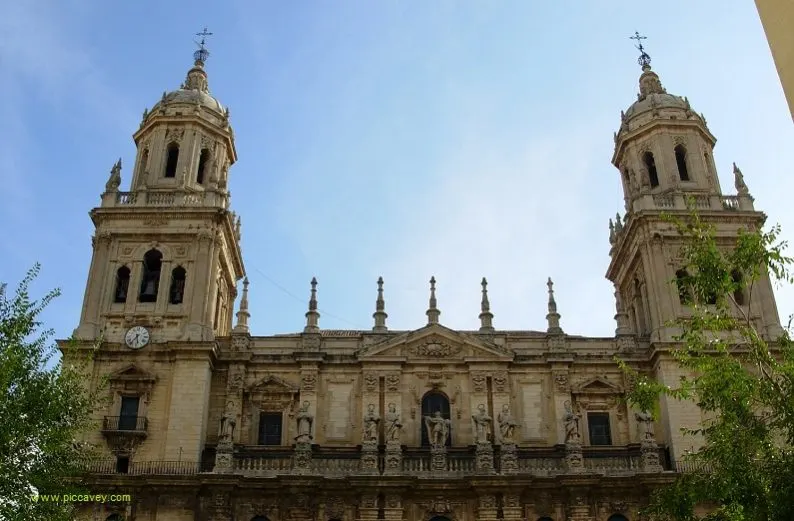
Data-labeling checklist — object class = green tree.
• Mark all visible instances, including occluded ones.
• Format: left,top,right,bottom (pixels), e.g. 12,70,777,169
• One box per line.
0,265,100,521
618,209,794,521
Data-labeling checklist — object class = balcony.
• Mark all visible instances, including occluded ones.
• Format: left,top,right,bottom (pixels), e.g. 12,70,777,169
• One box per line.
226,444,669,477
101,415,148,436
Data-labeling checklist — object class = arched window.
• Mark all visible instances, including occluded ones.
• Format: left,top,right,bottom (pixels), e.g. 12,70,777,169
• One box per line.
197,148,210,184
106,515,124,521
675,144,689,181
421,391,451,447
164,142,179,178
537,517,554,521
608,515,629,521
675,269,691,304
169,266,186,304
251,517,269,521
429,517,453,521
643,151,659,188
114,266,131,303
732,269,745,305
139,249,163,303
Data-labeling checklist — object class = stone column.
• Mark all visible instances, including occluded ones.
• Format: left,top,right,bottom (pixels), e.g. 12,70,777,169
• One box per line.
477,494,498,521
357,493,379,521
186,231,215,340
383,494,404,521
76,232,113,338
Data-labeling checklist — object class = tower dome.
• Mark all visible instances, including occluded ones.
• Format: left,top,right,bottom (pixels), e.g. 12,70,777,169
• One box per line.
150,59,225,115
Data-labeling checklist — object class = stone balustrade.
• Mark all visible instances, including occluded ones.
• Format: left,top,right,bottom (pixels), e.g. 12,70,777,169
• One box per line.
101,190,229,209
83,445,667,478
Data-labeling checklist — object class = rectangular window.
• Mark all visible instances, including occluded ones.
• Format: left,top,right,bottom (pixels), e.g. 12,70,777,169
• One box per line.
119,396,140,430
587,412,612,446
258,412,283,446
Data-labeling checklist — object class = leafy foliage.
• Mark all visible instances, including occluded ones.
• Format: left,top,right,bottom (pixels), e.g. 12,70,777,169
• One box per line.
618,208,794,521
0,265,101,521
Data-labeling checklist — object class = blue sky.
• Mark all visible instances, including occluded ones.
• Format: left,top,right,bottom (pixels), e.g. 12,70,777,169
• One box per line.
1,0,793,341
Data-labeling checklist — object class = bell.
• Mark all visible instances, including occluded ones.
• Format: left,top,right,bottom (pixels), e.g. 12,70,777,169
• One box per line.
141,279,157,298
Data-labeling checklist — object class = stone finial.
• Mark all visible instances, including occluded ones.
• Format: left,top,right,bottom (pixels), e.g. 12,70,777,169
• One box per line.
733,162,750,195
614,212,624,233
304,277,320,333
608,219,616,245
546,277,563,334
105,158,122,192
426,276,440,325
233,277,250,333
372,276,388,332
479,277,495,333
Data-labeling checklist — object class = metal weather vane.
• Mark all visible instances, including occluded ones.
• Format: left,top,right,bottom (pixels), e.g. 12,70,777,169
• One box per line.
194,27,213,64
630,31,651,68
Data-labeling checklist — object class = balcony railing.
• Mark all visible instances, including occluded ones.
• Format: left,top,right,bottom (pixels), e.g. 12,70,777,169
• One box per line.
81,446,673,478
101,415,148,433
105,190,227,209
82,460,199,475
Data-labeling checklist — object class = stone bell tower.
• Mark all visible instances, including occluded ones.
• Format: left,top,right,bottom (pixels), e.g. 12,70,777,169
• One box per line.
605,36,783,460
74,36,245,345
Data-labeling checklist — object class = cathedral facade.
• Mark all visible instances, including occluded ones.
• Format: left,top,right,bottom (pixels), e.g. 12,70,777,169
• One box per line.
65,43,784,521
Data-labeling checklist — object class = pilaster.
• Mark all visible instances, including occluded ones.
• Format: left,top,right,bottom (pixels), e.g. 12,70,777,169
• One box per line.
383,494,404,521
474,441,495,474
356,493,379,521
476,494,498,521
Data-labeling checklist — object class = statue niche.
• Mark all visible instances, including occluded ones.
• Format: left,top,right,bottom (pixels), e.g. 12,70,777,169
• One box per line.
421,391,451,447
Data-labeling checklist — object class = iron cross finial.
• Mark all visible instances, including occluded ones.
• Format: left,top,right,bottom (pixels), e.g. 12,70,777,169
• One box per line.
630,31,651,69
196,27,213,50
193,27,213,64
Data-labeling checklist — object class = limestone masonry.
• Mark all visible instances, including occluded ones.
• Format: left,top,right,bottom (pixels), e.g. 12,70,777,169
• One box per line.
63,42,783,521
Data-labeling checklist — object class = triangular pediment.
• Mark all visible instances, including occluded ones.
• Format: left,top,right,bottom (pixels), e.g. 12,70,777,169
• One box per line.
248,374,299,394
108,364,156,383
573,376,622,394
357,323,513,361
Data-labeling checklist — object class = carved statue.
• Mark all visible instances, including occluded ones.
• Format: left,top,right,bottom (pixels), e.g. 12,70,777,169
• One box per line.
562,400,581,443
219,401,236,442
635,410,655,440
497,404,520,443
423,411,450,447
733,162,749,195
363,403,380,442
105,158,121,192
296,401,314,441
471,404,492,443
385,403,402,441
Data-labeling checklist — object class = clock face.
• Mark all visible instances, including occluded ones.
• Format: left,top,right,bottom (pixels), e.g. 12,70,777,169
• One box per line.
125,326,150,349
